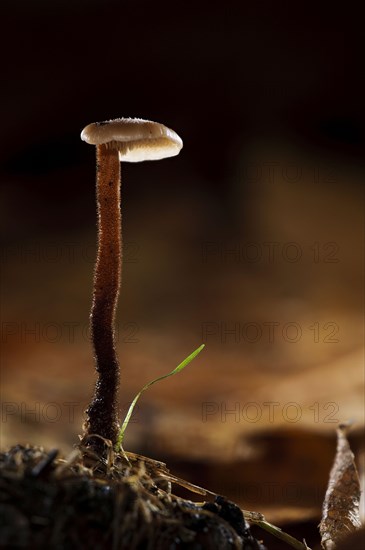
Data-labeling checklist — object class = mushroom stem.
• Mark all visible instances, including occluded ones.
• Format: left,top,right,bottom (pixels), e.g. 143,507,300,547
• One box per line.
84,144,121,446
80,117,183,451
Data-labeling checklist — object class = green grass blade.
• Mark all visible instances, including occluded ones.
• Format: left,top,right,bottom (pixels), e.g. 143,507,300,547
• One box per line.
116,344,205,451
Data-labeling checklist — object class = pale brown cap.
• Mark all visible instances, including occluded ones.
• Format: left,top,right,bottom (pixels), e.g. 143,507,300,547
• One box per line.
81,117,183,162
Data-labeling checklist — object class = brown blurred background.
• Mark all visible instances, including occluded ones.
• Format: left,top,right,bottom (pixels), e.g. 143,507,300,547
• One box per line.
0,0,364,543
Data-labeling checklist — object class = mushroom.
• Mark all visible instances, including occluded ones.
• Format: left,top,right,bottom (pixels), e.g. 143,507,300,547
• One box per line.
80,118,183,449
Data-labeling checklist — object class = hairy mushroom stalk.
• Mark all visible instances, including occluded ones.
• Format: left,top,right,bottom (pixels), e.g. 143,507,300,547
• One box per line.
80,118,183,451
85,144,122,445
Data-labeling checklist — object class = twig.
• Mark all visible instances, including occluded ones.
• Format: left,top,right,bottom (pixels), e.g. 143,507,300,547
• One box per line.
244,512,311,550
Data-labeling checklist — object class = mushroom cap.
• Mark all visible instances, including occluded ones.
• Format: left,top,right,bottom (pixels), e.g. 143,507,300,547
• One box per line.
81,118,183,162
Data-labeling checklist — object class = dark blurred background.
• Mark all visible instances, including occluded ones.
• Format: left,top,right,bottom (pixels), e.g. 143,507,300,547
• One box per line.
1,0,364,538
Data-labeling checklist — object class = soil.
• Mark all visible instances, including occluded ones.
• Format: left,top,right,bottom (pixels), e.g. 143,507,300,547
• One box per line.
0,442,267,550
